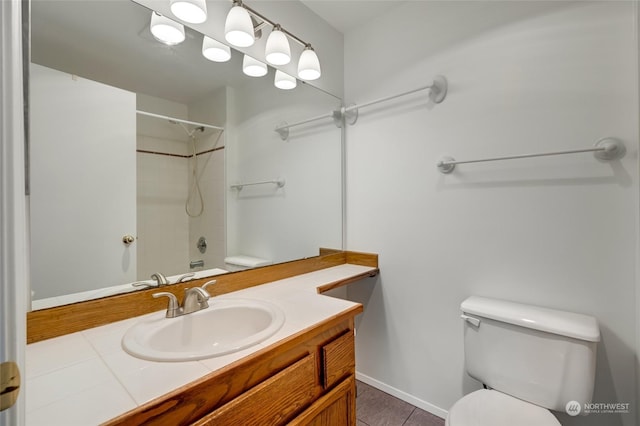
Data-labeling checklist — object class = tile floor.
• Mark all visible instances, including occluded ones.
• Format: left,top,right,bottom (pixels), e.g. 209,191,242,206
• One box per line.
356,380,445,426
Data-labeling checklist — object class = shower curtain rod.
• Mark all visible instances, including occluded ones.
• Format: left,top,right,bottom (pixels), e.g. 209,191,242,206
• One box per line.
274,76,448,141
136,110,224,131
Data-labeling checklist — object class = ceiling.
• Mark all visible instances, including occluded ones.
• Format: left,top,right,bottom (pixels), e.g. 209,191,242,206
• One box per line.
30,0,271,104
300,0,399,34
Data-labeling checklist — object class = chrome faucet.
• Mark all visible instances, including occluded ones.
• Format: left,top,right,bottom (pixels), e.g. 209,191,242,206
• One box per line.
182,287,210,314
151,272,170,286
132,272,171,289
152,292,181,318
153,281,215,318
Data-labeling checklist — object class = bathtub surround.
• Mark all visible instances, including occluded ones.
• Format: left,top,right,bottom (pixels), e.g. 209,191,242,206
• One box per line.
136,92,226,279
345,2,638,425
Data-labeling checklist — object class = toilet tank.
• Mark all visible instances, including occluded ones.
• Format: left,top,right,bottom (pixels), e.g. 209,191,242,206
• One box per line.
460,296,600,411
224,255,272,272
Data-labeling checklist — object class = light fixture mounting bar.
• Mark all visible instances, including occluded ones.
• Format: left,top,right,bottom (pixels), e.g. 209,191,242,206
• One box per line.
237,1,310,48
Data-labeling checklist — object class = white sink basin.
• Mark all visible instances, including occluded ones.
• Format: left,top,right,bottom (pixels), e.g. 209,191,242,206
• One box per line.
122,298,285,361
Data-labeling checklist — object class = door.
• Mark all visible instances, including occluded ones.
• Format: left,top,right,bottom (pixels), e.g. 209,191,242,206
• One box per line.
29,64,137,299
0,0,28,423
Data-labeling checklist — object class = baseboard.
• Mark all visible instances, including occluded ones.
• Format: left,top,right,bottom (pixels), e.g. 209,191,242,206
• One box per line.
355,371,449,420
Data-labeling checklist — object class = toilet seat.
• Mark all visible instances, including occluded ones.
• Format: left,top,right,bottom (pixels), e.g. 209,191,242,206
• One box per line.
445,389,561,426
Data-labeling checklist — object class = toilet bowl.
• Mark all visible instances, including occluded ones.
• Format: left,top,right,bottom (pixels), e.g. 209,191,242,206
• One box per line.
446,296,600,426
446,389,560,426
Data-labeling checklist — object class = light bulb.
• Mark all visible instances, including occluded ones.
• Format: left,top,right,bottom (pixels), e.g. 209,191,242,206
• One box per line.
225,4,255,47
170,0,207,24
297,45,321,80
265,25,291,66
202,36,231,62
274,71,296,90
150,12,185,46
243,55,267,77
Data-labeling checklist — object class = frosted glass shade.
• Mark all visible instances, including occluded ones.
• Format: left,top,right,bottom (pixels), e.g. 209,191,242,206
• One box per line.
225,5,255,47
170,0,207,24
150,12,185,46
274,71,296,90
265,27,291,65
202,36,231,62
297,46,321,80
243,55,267,77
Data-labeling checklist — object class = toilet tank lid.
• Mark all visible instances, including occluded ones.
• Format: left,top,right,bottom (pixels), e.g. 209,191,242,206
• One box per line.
461,296,600,342
224,255,272,267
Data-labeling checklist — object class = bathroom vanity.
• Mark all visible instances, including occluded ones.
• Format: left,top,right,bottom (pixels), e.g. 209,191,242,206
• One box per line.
109,301,358,425
26,251,377,425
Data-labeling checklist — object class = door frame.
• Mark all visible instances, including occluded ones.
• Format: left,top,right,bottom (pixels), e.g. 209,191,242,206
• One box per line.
0,0,28,424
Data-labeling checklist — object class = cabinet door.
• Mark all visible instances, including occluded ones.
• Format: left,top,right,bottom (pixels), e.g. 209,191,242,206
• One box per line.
30,63,137,299
290,375,356,426
193,354,317,426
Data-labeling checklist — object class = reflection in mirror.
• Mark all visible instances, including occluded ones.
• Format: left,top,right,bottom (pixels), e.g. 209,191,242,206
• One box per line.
29,0,343,310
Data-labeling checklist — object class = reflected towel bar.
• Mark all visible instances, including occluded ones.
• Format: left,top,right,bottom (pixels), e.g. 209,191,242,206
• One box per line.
275,76,448,141
437,138,626,174
230,178,286,191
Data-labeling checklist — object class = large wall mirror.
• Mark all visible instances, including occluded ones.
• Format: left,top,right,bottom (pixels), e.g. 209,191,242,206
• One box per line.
29,0,343,310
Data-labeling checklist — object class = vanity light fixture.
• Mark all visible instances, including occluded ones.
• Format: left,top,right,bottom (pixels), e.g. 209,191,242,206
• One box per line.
225,0,322,81
297,45,321,81
202,36,231,62
274,70,296,90
150,11,186,45
225,1,256,47
170,0,207,24
243,55,268,77
265,25,290,65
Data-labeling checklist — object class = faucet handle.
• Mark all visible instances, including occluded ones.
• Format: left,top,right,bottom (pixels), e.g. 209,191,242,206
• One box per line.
183,287,210,311
152,292,180,318
131,280,155,289
176,273,196,283
201,280,217,294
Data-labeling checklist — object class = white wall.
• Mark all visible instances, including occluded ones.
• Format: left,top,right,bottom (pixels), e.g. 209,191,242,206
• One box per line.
227,75,343,264
344,2,638,426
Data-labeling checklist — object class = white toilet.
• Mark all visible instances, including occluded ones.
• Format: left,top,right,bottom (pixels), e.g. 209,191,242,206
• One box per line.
224,255,272,272
446,296,600,426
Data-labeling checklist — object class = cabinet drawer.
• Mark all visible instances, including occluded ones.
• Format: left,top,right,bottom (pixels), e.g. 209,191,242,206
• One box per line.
193,354,317,426
322,331,355,389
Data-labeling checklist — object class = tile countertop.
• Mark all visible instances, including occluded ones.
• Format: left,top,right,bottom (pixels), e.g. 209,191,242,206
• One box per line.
25,264,375,426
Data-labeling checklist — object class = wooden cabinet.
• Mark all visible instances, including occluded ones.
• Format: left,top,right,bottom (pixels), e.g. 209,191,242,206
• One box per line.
194,329,356,426
291,376,356,426
194,355,318,425
105,310,361,426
